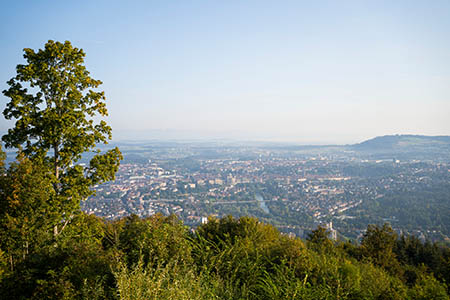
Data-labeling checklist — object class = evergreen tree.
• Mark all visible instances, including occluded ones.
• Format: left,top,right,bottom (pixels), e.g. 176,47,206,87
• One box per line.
361,223,402,275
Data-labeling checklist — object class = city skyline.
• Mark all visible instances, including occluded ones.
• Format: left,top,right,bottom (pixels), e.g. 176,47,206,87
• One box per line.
1,1,449,144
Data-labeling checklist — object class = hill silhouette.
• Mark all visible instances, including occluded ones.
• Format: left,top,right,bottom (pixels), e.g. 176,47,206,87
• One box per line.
352,134,450,151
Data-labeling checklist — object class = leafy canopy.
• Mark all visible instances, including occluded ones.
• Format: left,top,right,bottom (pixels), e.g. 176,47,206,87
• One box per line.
2,40,122,234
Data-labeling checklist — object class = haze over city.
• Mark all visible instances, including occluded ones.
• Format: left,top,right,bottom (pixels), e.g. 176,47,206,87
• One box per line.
1,0,449,144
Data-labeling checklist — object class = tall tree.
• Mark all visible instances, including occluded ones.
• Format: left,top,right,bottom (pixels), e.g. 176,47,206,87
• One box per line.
360,223,402,275
2,40,122,235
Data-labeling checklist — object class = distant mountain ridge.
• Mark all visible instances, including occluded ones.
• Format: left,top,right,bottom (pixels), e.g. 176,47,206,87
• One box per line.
352,134,450,150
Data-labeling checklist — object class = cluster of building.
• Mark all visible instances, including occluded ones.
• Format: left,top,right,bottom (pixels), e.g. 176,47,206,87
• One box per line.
81,147,449,241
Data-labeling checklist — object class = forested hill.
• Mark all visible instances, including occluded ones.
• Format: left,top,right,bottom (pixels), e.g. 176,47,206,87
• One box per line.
352,135,450,151
348,135,450,160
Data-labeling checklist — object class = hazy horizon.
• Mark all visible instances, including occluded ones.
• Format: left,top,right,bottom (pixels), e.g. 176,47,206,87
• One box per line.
110,129,450,145
1,1,449,144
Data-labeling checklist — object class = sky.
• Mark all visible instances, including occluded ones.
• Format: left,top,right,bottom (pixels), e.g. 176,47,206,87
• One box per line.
1,0,449,144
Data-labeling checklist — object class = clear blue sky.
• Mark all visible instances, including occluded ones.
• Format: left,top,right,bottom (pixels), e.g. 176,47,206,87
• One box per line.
1,0,449,144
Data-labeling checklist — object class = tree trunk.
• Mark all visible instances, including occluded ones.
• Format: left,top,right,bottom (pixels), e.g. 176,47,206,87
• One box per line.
9,254,13,272
54,145,59,180
53,144,59,236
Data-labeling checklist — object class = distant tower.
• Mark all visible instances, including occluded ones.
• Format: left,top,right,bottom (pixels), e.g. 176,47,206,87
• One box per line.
326,221,338,240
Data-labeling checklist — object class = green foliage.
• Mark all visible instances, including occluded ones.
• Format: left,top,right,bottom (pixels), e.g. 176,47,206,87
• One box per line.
193,216,300,299
306,225,334,253
3,40,108,157
193,217,435,299
360,223,402,275
0,155,55,270
357,262,408,299
0,212,449,299
2,40,122,235
0,213,115,300
0,248,7,280
395,235,450,286
408,273,449,300
114,260,217,300
118,214,192,268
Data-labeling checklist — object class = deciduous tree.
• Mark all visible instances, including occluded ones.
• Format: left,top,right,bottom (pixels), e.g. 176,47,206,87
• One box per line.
2,40,122,236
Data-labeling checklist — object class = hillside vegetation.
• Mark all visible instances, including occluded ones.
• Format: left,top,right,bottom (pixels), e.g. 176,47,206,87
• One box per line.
1,211,449,299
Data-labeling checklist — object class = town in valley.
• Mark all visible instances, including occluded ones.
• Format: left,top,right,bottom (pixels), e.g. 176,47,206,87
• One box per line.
82,135,450,243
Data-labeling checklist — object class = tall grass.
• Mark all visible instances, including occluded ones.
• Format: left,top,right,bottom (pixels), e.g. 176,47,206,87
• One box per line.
114,259,218,300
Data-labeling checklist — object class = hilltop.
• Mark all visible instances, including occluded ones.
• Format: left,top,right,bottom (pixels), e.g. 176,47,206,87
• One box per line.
347,135,450,160
352,134,450,150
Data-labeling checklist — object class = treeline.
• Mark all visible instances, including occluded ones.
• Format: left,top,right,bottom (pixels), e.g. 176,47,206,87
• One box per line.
1,212,449,299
